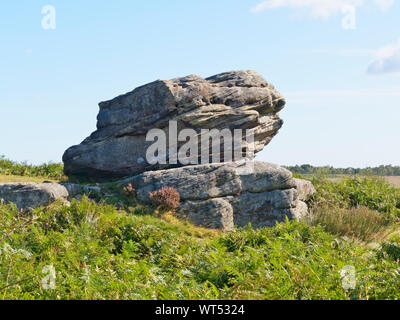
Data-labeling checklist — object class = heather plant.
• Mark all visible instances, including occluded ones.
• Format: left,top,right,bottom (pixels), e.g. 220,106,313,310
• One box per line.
149,187,180,211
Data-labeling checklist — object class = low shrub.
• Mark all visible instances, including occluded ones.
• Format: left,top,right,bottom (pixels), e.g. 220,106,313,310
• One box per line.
377,236,400,262
123,183,136,198
149,186,180,211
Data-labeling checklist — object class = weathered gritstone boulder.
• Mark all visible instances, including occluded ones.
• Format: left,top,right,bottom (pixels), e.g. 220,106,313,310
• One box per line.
121,161,315,231
6,70,315,229
292,178,316,202
63,70,286,179
0,162,315,230
0,183,82,211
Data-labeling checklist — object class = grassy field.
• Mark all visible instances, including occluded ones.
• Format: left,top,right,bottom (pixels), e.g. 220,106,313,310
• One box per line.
1,196,400,300
0,174,59,183
327,175,400,188
2,159,400,299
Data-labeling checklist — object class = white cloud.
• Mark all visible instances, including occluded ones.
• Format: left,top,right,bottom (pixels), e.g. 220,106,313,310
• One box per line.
367,39,400,74
250,0,394,18
373,0,395,11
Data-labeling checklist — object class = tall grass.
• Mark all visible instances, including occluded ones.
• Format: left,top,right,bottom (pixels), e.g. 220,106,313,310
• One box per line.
310,176,400,219
308,206,390,242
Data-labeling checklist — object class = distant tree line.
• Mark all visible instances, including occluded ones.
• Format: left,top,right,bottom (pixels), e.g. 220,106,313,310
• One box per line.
0,155,64,179
285,164,400,176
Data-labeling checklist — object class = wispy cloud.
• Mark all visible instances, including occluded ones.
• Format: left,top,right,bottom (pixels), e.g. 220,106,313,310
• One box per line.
373,0,395,11
367,38,400,74
250,0,394,18
294,43,400,75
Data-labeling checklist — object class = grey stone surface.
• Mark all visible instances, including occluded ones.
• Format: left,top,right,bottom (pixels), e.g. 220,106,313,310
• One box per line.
0,183,84,211
63,70,286,179
121,160,315,231
179,198,234,232
292,178,316,201
61,183,83,199
0,183,70,210
122,161,293,202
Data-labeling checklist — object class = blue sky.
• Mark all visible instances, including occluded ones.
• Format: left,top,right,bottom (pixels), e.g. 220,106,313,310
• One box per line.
1,0,399,167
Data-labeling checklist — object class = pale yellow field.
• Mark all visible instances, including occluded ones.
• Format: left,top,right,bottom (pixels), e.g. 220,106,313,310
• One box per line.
0,174,58,183
384,176,400,188
328,176,400,188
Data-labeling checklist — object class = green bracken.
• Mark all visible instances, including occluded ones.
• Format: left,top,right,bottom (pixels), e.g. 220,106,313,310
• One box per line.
0,197,399,300
1,158,400,300
309,176,400,219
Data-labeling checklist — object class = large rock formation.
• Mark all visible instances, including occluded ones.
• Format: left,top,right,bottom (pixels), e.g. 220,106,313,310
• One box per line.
63,71,286,179
0,70,316,231
121,161,315,231
0,161,315,231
